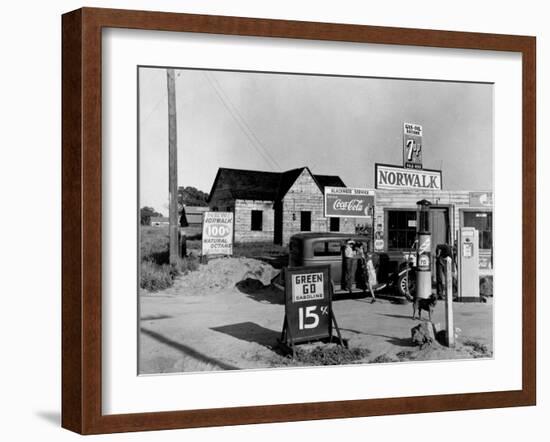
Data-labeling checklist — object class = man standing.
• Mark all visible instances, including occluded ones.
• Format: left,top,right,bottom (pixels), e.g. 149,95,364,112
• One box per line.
436,243,452,299
342,239,358,295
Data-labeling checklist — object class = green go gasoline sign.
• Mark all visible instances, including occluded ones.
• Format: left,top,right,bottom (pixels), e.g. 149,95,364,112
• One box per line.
279,265,345,351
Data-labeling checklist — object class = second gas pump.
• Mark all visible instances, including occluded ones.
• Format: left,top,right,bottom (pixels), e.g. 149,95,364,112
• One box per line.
416,199,432,299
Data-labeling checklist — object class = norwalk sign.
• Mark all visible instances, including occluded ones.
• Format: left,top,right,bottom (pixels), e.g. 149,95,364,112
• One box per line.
375,164,442,190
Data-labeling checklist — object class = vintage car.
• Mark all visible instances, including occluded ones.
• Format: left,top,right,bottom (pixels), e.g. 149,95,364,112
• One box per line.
287,232,414,297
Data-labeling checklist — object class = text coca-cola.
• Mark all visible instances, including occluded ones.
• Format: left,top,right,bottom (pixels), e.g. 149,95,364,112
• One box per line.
333,198,364,212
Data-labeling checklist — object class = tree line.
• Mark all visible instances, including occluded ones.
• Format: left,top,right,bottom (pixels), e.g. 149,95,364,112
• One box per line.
140,186,209,225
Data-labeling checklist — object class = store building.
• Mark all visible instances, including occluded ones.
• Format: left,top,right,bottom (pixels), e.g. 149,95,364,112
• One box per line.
208,167,356,245
373,188,493,278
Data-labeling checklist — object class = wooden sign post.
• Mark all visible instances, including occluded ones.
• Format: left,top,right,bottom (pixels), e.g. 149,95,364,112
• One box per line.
445,257,455,348
279,265,346,355
167,68,179,265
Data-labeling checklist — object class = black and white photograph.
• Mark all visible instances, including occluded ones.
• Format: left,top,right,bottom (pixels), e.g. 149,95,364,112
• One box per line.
138,66,494,374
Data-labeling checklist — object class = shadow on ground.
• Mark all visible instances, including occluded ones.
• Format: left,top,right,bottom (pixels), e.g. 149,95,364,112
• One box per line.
235,279,284,305
140,327,238,370
378,312,415,320
366,332,417,347
141,314,172,321
211,321,281,350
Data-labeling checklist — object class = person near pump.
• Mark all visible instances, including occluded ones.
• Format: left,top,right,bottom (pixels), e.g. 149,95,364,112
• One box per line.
341,239,358,294
436,243,453,299
355,242,377,303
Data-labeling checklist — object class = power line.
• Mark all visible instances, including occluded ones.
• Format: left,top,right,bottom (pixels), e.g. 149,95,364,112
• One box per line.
139,94,166,126
203,72,281,171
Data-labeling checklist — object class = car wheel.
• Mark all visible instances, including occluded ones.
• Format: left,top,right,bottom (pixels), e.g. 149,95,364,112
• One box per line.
396,271,415,298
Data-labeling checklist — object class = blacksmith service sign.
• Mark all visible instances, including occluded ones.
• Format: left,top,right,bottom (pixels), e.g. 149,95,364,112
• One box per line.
324,187,375,218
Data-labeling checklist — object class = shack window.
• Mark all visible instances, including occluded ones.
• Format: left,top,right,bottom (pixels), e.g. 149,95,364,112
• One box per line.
251,210,263,231
300,211,311,231
463,211,493,249
387,210,416,250
329,217,340,232
313,241,342,257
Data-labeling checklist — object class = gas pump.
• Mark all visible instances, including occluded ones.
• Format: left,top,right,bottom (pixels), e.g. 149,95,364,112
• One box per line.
458,227,480,301
416,199,432,299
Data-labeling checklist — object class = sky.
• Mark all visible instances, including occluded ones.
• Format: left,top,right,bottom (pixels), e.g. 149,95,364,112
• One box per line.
139,67,493,215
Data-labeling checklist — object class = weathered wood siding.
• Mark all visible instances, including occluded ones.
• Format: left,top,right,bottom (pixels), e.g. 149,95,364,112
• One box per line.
281,169,354,245
234,199,274,243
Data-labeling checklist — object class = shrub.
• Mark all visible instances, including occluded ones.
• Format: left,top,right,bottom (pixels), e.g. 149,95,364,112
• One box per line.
370,353,399,364
463,340,491,357
140,252,201,292
140,260,174,292
291,346,370,366
174,254,200,274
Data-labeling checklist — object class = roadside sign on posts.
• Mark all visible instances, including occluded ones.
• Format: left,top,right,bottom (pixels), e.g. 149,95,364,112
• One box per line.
201,211,234,256
403,122,423,170
280,265,345,350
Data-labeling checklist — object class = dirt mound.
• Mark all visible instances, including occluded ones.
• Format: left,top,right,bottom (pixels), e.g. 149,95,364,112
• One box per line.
172,257,278,295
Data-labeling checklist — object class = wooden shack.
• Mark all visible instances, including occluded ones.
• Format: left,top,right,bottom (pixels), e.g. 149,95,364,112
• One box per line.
208,167,356,245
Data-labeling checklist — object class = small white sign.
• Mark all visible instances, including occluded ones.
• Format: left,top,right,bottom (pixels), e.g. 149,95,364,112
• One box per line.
201,211,234,256
404,122,423,136
292,272,324,302
374,239,385,251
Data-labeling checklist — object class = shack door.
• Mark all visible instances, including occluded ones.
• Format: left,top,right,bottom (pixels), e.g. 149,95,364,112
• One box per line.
429,207,450,282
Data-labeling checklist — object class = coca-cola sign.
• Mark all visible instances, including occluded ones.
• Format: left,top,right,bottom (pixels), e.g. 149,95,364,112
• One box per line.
324,187,375,218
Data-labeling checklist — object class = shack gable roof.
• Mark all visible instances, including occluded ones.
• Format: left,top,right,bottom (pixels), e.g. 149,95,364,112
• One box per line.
208,168,281,202
314,174,347,192
208,167,346,203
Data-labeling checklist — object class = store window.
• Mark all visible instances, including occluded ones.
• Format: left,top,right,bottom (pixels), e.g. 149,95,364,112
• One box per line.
300,211,311,231
251,210,263,231
329,217,340,232
386,210,416,250
463,211,493,249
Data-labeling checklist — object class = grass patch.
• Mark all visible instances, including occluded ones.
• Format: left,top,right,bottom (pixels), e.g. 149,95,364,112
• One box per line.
463,340,488,353
292,346,370,366
462,340,492,358
140,226,200,292
395,350,416,361
269,345,370,367
370,353,399,364
291,346,370,366
140,256,200,292
140,260,175,292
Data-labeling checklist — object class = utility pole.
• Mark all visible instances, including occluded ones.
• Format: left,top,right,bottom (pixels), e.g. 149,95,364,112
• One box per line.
167,68,179,265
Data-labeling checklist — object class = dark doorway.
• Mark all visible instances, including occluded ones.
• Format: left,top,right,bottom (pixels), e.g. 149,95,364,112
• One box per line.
430,207,450,282
300,211,311,231
329,217,340,232
274,202,283,244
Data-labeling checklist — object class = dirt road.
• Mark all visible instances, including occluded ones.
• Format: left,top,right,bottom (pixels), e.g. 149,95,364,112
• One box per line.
139,257,493,374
